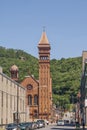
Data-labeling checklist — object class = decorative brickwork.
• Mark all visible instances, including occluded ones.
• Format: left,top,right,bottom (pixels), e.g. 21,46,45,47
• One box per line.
21,31,52,121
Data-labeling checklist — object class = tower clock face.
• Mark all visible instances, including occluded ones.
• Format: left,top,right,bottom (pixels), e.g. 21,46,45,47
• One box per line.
27,84,33,90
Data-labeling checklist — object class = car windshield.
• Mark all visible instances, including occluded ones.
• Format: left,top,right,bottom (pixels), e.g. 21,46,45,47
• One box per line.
58,120,64,122
7,124,17,127
37,120,44,122
19,123,27,126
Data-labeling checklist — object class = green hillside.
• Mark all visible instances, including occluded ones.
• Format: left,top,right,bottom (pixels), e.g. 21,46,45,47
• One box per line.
51,57,82,109
0,46,82,109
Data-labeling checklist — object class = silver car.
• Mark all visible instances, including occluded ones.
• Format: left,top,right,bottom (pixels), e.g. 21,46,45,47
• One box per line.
57,120,64,126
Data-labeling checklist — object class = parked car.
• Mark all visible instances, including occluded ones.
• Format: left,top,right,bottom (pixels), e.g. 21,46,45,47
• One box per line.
35,121,44,128
26,122,36,130
64,120,70,126
19,122,30,130
5,123,20,130
34,121,40,129
29,122,37,129
57,119,64,126
36,119,45,128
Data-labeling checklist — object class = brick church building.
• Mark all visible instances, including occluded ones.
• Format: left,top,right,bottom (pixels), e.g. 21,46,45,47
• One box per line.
11,31,53,121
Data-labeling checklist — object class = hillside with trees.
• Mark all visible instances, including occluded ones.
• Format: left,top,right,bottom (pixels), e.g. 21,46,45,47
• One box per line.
51,57,82,109
0,46,82,109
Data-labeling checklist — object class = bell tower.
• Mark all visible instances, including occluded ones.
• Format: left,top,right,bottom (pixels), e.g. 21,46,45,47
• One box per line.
10,64,19,82
38,30,52,120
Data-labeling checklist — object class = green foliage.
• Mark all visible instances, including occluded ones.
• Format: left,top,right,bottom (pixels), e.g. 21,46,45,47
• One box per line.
0,47,38,81
50,57,82,109
0,46,82,109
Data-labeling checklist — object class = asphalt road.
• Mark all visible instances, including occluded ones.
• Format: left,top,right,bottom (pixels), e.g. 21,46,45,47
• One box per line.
39,124,77,130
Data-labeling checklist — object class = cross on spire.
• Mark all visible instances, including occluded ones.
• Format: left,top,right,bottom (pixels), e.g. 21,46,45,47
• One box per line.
43,26,46,32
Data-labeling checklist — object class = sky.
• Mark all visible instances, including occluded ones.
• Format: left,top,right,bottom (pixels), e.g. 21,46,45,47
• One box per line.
0,0,87,60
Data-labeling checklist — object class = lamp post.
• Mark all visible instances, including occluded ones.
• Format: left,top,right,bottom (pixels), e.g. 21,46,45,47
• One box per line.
44,107,49,120
77,92,81,124
17,85,19,130
44,108,47,119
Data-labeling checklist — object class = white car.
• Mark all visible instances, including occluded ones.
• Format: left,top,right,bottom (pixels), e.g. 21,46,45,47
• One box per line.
57,120,64,126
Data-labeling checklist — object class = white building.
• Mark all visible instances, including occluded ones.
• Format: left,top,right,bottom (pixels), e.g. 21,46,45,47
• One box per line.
0,67,28,125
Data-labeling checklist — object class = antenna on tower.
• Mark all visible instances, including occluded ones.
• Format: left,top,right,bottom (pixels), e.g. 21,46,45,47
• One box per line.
43,26,46,32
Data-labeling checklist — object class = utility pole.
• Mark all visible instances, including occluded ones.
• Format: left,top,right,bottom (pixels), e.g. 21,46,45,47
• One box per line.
17,85,19,130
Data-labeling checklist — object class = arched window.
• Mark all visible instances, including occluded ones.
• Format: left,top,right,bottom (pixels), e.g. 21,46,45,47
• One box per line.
34,95,38,105
28,95,32,105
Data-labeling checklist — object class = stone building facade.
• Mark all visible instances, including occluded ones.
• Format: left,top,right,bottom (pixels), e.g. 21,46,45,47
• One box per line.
0,66,27,125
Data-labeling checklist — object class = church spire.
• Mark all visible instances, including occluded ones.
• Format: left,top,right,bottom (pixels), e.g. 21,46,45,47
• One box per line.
39,29,49,44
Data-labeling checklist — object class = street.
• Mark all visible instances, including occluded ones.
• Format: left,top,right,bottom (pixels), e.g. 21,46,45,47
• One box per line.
39,124,76,130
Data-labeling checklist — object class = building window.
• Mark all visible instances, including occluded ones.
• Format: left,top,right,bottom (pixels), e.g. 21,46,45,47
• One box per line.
27,84,33,90
2,92,3,107
6,118,8,124
2,76,3,81
11,71,17,78
20,99,22,110
6,94,8,108
1,118,3,124
10,81,12,86
6,79,8,84
14,96,15,110
10,95,12,108
40,56,48,60
28,95,32,105
34,95,38,105
23,100,24,111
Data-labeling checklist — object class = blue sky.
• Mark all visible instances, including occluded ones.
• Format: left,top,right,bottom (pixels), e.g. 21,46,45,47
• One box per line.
0,0,87,59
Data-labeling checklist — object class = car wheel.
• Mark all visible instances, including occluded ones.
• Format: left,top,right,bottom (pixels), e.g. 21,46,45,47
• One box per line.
26,127,29,130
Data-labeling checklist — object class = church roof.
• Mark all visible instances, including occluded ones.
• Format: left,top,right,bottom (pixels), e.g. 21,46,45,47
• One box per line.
39,31,49,44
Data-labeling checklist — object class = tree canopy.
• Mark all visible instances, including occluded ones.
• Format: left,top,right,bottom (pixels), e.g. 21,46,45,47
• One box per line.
0,46,82,109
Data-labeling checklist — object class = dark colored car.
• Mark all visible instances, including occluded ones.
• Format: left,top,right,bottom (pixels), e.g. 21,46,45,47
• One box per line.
22,122,36,130
19,122,29,130
5,123,20,130
35,121,42,128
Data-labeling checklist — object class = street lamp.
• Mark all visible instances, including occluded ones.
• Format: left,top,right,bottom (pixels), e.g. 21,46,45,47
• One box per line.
17,85,19,122
44,108,47,119
16,84,19,130
13,85,19,130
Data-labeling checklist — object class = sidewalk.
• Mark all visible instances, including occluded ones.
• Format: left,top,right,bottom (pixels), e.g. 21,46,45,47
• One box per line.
76,125,87,130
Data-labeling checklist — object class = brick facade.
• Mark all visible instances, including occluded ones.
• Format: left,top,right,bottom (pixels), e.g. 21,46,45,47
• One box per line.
21,31,52,121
